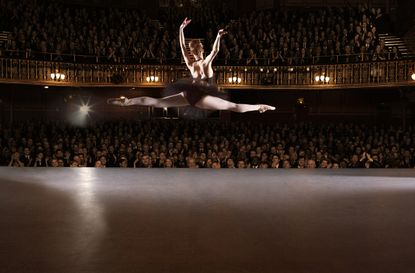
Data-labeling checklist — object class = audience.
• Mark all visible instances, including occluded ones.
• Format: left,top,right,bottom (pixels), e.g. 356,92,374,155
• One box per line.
0,0,393,64
1,120,414,168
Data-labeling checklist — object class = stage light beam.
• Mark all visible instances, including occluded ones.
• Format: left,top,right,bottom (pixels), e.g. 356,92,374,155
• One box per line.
80,105,91,114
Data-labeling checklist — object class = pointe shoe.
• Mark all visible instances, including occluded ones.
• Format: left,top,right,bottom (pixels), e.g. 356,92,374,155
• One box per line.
258,105,276,113
107,97,129,106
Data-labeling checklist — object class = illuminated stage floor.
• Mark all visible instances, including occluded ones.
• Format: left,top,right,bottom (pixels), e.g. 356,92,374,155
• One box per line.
1,168,415,273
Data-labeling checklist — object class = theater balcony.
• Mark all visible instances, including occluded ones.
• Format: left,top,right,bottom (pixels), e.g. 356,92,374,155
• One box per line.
1,57,415,89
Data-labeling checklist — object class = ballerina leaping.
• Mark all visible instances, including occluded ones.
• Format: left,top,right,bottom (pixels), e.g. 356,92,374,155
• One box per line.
108,17,276,113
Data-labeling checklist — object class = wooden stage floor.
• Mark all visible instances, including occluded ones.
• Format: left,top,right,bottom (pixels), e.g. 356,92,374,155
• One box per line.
1,168,415,273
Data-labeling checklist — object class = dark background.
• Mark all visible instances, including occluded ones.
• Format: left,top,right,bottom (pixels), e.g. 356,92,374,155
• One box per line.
0,84,414,125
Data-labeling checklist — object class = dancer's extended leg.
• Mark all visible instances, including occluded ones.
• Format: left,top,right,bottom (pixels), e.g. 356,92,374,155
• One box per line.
195,95,276,113
108,93,189,108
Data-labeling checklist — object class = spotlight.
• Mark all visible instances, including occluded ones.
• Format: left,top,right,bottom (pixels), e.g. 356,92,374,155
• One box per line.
320,75,325,81
325,76,330,83
228,77,233,83
260,68,264,72
120,96,126,100
315,76,320,82
411,73,415,81
44,86,49,89
80,105,90,114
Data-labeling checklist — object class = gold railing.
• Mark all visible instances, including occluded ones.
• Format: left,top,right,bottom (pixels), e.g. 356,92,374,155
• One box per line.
1,58,415,88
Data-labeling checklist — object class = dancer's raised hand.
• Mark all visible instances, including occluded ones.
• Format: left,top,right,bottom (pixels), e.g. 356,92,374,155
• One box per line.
180,17,192,29
218,29,228,37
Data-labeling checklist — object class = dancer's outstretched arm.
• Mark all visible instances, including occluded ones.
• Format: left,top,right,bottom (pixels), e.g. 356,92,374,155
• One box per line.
179,17,192,68
205,29,227,64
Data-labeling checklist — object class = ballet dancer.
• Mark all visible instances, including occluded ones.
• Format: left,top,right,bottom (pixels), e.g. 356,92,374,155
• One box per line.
108,18,276,113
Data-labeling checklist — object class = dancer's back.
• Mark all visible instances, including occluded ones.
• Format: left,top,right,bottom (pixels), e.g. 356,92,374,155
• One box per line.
188,59,214,80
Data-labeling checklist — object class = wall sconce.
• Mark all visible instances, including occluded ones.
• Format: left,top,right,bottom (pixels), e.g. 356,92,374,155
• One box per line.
146,75,159,82
315,74,330,83
296,97,305,105
51,72,66,81
228,77,242,84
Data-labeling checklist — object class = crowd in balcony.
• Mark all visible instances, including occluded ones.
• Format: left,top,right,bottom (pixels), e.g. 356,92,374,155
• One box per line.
1,120,414,168
0,0,399,65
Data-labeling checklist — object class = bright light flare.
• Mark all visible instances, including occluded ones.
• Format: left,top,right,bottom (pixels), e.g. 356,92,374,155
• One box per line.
80,104,91,114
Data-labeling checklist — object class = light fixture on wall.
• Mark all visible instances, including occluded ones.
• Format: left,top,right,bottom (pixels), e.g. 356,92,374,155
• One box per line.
315,74,330,83
296,97,305,105
228,77,242,84
146,75,159,82
51,72,66,81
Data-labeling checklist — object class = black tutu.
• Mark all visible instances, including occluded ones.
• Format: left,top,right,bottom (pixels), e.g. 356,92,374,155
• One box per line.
163,77,228,106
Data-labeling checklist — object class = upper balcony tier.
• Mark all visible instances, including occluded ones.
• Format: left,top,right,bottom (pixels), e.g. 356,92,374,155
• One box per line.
1,57,414,89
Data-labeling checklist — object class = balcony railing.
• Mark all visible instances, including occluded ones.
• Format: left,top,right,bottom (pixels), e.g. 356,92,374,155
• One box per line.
1,57,415,89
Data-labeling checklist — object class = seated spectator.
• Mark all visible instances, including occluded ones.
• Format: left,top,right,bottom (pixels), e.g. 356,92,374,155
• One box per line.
0,0,394,65
9,151,24,167
1,119,414,169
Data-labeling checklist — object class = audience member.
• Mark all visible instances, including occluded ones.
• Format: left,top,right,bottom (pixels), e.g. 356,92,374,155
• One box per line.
0,0,393,64
1,120,413,168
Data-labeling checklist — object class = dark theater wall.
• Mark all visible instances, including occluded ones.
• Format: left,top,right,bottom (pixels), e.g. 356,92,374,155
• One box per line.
227,88,407,124
0,85,162,124
0,84,411,126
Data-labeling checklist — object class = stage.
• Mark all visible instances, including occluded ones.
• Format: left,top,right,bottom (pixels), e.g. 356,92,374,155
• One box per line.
1,168,415,273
